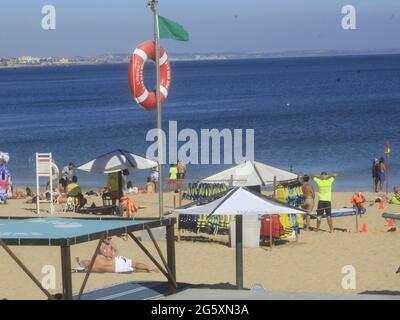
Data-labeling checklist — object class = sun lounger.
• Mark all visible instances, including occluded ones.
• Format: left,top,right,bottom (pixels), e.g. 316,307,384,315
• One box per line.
382,212,400,228
77,205,122,216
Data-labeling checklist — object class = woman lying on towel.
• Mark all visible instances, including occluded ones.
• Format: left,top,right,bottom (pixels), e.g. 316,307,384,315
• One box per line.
75,236,158,273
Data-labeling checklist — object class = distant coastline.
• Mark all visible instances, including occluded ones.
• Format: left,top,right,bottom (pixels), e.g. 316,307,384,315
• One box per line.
1,48,400,69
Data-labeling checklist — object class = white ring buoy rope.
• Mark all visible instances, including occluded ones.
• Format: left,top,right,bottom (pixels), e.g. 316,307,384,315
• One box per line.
128,40,172,110
51,162,59,180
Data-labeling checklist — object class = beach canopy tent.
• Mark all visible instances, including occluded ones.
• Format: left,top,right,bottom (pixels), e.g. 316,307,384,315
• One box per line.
77,149,158,174
172,186,303,216
170,187,306,289
201,160,298,187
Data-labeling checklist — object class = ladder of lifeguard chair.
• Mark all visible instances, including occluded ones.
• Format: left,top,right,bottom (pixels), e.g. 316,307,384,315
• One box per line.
36,153,54,215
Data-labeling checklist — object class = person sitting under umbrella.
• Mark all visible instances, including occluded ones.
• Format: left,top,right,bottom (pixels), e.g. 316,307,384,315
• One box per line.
67,176,87,209
105,169,129,205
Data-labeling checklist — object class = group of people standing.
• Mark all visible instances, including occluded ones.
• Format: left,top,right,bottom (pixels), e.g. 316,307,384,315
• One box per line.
168,160,187,192
301,172,337,233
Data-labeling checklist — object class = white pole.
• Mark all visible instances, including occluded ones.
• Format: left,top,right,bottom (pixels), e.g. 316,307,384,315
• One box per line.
36,153,40,214
149,0,164,219
49,153,54,215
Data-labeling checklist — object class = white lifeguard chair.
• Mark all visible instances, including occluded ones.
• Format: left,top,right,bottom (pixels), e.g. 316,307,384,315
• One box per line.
36,153,57,214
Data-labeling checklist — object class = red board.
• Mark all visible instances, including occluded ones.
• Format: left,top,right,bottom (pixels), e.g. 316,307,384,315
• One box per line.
260,215,284,238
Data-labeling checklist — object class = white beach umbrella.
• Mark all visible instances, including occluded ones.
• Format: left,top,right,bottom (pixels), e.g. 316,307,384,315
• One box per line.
201,160,298,187
170,187,306,289
77,149,158,174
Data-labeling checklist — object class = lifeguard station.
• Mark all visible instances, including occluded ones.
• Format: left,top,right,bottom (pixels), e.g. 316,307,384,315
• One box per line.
36,153,57,214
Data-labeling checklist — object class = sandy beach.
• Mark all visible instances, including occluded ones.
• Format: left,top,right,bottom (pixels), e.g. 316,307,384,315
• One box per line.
0,190,399,300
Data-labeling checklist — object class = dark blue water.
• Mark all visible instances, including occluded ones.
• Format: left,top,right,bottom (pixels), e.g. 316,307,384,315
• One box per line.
1,55,400,191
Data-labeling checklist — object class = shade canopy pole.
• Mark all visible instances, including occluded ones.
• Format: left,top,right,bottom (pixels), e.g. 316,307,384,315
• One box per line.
235,215,243,289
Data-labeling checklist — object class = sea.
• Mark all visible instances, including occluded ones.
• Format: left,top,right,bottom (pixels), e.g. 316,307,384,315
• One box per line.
1,54,400,191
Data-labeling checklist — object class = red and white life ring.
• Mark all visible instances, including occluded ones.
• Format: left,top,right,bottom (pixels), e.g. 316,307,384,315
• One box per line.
128,40,171,110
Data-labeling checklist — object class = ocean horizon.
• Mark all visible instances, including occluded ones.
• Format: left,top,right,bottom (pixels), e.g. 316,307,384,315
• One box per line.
1,54,400,192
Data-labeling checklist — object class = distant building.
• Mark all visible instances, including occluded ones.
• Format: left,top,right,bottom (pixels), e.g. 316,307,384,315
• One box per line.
57,58,70,64
17,56,41,64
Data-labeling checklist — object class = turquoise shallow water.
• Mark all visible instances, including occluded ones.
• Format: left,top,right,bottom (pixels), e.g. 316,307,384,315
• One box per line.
0,54,400,191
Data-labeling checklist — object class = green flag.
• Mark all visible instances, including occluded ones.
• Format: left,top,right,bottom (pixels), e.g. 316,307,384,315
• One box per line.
158,15,189,41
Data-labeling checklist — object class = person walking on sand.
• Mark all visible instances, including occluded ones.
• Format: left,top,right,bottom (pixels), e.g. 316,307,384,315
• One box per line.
377,157,386,192
312,172,337,233
301,175,315,231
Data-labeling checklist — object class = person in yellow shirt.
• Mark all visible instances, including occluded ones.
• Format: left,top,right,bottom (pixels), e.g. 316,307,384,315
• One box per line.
313,172,337,233
67,176,82,197
67,176,86,208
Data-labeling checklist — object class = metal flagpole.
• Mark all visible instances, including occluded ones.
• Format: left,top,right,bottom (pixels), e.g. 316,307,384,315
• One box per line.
148,0,164,218
385,142,390,195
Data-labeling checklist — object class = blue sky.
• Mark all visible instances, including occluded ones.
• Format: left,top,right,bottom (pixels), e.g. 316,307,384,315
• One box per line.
0,0,399,57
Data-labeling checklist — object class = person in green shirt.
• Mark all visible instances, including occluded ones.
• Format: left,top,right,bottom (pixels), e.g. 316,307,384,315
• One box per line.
312,172,337,233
